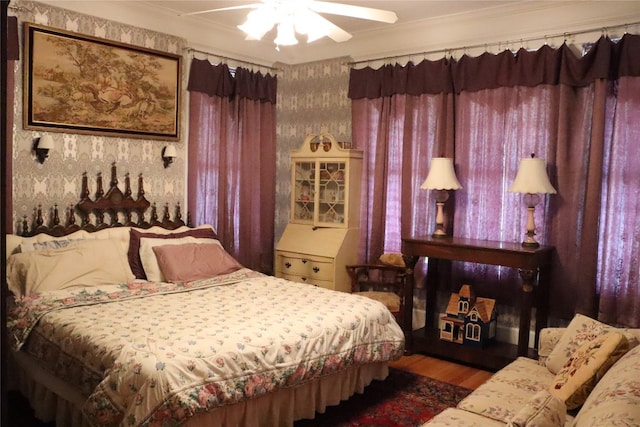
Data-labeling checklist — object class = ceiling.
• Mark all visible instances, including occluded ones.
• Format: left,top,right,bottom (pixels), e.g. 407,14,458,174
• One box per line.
148,1,516,35
36,1,640,66
143,0,525,62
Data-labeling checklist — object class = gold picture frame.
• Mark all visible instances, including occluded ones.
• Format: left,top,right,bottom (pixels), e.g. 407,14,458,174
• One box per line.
23,23,181,141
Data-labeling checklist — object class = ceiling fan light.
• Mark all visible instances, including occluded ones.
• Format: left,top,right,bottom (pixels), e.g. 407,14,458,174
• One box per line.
294,8,328,43
185,0,396,47
238,8,276,40
238,22,269,41
274,22,298,46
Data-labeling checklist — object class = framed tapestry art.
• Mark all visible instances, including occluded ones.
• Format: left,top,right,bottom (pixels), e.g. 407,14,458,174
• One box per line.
23,23,181,141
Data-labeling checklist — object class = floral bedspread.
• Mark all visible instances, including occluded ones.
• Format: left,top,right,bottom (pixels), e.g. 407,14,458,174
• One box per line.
8,269,405,426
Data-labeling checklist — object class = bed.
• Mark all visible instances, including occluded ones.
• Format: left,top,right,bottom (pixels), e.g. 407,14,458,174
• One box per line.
5,165,405,427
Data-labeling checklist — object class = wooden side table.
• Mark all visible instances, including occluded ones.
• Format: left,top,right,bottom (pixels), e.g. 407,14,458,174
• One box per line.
401,235,554,371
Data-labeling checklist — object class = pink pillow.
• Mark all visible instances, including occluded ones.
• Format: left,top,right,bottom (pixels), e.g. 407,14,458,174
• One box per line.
152,243,242,282
128,228,217,279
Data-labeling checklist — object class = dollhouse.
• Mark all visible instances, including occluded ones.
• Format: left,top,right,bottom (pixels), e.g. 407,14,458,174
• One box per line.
440,284,497,348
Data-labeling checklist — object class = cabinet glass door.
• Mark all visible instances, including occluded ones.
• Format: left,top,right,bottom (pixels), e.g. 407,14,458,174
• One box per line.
317,161,346,225
293,160,315,223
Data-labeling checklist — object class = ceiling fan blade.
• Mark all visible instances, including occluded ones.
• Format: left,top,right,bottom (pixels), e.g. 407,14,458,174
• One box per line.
325,25,353,43
180,4,262,17
309,1,398,23
302,11,352,43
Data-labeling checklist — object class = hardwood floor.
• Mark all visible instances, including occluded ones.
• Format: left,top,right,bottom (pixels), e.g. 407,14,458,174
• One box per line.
390,353,494,390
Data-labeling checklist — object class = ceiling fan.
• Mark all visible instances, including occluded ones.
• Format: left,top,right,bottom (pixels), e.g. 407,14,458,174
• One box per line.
181,0,398,46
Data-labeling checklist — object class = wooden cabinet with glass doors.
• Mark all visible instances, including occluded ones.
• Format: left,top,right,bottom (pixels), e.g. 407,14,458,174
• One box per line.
276,133,362,292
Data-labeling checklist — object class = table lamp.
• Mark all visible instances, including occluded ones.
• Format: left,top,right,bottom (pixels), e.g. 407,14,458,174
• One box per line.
420,157,462,237
508,154,556,248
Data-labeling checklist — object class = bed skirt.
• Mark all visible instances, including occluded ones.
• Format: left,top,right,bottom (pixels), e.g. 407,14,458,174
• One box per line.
11,350,389,427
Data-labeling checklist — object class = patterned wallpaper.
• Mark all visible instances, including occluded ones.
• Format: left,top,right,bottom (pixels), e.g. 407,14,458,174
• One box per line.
273,58,352,242
9,1,352,241
9,0,187,234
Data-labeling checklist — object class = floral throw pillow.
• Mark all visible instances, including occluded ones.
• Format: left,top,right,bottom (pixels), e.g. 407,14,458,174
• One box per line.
544,313,637,374
549,331,629,410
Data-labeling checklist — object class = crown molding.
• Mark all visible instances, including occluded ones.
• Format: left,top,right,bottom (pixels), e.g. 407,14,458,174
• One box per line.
34,1,640,66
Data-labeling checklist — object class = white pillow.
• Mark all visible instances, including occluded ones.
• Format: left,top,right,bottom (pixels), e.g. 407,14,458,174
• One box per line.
19,238,79,253
6,239,135,297
139,236,221,282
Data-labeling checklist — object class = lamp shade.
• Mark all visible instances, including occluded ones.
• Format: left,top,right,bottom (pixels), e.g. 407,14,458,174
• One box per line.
508,157,556,194
420,157,462,190
38,134,54,150
163,145,177,158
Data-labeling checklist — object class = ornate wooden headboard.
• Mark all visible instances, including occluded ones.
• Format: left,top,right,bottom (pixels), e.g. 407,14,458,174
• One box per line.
20,163,191,237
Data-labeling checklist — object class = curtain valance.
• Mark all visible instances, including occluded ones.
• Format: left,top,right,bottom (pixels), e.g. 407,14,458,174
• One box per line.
187,58,277,104
349,34,640,99
348,57,454,99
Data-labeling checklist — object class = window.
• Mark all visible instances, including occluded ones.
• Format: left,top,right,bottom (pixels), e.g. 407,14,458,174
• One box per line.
466,323,481,341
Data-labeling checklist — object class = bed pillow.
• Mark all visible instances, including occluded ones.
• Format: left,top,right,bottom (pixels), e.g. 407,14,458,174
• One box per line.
139,236,221,282
128,227,217,279
18,238,80,253
6,239,135,297
153,243,243,282
549,331,629,410
545,313,639,374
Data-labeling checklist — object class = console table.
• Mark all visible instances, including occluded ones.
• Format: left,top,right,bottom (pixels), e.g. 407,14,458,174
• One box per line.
402,235,554,371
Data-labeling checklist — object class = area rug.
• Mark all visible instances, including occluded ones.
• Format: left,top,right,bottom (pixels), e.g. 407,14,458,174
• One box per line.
294,368,472,427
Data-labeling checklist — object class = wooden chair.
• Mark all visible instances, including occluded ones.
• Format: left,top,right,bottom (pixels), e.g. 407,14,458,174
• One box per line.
346,259,410,334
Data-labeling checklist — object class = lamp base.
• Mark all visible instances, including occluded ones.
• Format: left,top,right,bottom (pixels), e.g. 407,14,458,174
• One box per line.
432,200,448,238
521,240,540,249
521,205,540,248
432,228,448,238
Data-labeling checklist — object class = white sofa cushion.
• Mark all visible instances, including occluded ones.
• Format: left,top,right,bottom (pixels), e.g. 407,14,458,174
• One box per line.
457,357,556,424
571,344,640,426
537,327,565,366
507,390,566,427
421,407,505,427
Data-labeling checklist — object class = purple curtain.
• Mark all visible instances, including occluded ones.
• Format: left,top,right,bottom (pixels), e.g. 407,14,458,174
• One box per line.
597,76,640,326
187,59,277,273
352,92,454,261
349,34,640,326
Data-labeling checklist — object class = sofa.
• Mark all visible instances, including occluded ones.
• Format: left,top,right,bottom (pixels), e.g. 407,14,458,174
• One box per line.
423,314,640,427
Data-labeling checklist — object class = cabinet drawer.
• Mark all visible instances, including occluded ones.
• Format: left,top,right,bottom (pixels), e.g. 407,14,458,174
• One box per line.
281,273,333,290
308,260,333,280
281,273,312,285
307,279,334,290
279,256,311,275
280,272,302,283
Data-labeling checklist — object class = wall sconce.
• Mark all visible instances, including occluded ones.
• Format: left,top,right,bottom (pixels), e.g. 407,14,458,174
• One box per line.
420,157,462,238
162,145,177,168
508,154,557,248
33,134,54,164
